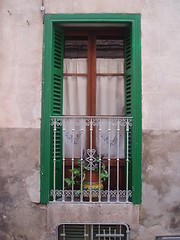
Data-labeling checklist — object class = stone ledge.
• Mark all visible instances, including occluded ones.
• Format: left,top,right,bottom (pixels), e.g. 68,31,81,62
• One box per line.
47,202,139,230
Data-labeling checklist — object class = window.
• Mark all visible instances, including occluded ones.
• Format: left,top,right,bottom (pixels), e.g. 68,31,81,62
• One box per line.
57,223,130,240
41,14,141,204
63,32,125,160
63,31,125,117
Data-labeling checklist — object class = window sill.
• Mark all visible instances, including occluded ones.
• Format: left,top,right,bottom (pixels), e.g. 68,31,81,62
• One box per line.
47,202,140,230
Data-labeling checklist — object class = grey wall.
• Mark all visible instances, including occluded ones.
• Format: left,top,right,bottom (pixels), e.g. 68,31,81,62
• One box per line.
0,0,180,239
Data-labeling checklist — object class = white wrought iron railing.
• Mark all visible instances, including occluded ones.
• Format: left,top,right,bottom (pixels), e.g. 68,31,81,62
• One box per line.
50,116,133,203
57,223,130,240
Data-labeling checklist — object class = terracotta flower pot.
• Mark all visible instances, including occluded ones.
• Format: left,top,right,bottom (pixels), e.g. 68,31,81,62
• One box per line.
83,171,103,200
85,171,99,182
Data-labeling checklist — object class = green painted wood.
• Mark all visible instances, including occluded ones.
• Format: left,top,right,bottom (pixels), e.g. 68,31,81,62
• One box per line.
40,17,53,203
40,20,64,203
124,26,133,197
123,15,142,204
46,13,141,23
41,13,142,204
131,16,142,204
50,27,64,195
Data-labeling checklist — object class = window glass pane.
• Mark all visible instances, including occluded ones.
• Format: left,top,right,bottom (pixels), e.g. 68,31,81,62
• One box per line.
64,38,88,59
96,38,124,59
96,37,125,115
63,37,88,115
96,58,124,74
96,75,125,115
64,58,88,74
96,58,125,115
63,75,87,115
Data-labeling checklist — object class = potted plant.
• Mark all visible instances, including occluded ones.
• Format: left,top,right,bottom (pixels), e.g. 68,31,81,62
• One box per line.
64,149,109,198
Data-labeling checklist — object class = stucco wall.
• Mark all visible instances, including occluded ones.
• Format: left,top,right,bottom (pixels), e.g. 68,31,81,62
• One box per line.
0,0,180,239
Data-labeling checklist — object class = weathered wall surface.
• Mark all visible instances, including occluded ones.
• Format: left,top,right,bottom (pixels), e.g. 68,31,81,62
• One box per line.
139,1,180,238
0,129,47,239
0,0,42,129
138,130,180,239
0,0,180,239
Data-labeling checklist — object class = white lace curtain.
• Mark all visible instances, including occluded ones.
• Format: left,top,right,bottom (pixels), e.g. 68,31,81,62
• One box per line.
63,58,125,158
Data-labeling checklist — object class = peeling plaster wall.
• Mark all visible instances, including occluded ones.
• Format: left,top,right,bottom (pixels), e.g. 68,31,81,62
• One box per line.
0,0,180,239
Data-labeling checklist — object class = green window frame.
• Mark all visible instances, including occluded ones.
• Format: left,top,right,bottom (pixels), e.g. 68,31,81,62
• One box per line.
40,13,142,204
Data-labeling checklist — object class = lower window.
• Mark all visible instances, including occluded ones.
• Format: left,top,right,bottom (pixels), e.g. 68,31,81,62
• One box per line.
57,223,130,240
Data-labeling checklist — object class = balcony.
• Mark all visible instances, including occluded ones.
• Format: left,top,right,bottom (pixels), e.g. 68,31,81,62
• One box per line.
50,116,133,203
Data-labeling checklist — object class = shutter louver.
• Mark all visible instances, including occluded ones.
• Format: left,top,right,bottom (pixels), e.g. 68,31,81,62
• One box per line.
124,27,133,195
52,28,64,115
124,29,132,117
50,27,64,194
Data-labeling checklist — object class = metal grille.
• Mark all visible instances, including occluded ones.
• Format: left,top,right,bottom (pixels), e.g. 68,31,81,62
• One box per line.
57,223,130,240
156,237,180,240
50,116,133,203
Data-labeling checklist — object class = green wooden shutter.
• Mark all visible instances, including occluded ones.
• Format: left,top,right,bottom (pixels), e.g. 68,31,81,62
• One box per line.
124,26,133,196
124,20,142,204
50,26,64,195
131,18,142,204
52,27,64,116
